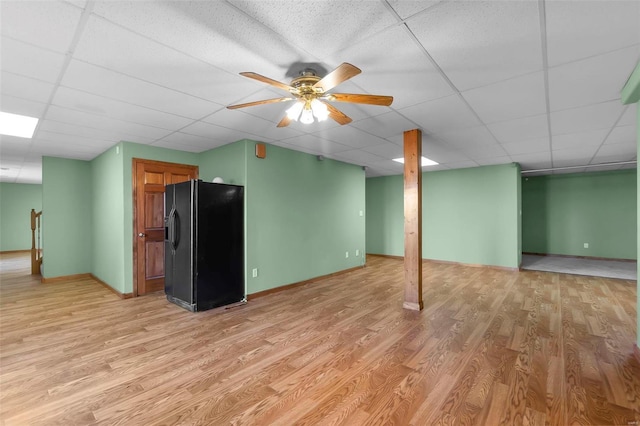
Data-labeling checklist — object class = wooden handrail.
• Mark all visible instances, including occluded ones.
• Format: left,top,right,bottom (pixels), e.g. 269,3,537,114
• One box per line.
31,209,42,275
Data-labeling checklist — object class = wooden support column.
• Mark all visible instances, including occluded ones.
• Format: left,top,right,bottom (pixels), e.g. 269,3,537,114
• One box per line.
403,129,423,311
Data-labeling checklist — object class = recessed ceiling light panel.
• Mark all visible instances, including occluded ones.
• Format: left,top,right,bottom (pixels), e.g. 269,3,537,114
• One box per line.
0,111,39,138
393,156,439,166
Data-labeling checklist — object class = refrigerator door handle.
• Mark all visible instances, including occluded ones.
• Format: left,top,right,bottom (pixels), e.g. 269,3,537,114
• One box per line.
170,208,180,251
168,206,176,251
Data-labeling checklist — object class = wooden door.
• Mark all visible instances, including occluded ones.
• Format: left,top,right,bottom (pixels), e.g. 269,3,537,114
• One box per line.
133,159,198,296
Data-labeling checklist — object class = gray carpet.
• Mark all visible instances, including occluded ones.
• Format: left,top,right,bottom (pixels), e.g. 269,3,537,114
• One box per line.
521,254,637,281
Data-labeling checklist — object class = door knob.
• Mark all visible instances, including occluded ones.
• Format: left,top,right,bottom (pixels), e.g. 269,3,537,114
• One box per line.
138,232,146,237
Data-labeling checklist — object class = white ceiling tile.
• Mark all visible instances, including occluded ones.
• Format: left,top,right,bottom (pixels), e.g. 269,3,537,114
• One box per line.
61,60,221,119
15,169,42,184
31,137,113,152
279,135,351,155
333,149,385,165
0,95,47,118
92,1,301,75
487,114,549,144
228,0,397,58
594,141,636,158
361,142,403,159
591,152,636,164
550,100,626,135
442,160,479,170
422,146,471,164
0,37,66,83
436,125,498,149
63,0,87,8
180,120,266,145
156,132,225,151
546,0,640,67
551,128,609,151
45,105,171,141
0,1,81,53
408,0,542,90
351,111,419,140
203,107,303,141
74,16,248,106
552,147,599,167
52,86,194,131
330,25,454,109
462,72,546,123
37,119,154,146
387,1,442,19
605,125,636,145
324,99,391,123
549,46,640,112
0,0,635,184
399,95,481,134
151,140,206,153
501,137,550,156
0,135,33,156
368,159,405,172
1,72,55,103
310,125,388,150
618,104,637,126
475,156,513,167
463,143,509,160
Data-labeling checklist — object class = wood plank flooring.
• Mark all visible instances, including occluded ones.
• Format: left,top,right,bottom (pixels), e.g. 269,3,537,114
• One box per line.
1,252,638,425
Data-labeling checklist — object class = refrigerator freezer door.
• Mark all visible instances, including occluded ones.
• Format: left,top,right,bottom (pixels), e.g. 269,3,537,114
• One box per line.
172,180,194,307
194,182,244,310
164,185,175,298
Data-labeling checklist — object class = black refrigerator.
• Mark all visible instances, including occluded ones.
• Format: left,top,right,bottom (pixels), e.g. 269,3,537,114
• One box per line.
164,179,244,312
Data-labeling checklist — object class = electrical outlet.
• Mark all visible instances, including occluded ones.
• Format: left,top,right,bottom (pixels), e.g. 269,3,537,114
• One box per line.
359,210,363,217
252,268,258,278
345,251,349,258
355,249,359,256
583,243,589,249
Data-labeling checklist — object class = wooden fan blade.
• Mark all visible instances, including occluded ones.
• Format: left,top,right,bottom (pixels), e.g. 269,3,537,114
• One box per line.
326,93,393,106
313,63,361,93
239,72,294,92
276,115,292,128
227,97,294,110
323,102,352,125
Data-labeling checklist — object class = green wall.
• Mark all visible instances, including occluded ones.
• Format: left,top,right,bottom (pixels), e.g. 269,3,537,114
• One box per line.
366,174,404,257
522,170,637,260
0,183,42,251
91,143,125,292
199,140,247,185
245,143,366,294
366,163,522,269
41,157,92,278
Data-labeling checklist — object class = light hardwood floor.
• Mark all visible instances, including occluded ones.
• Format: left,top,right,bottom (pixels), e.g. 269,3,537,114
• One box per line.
1,252,638,425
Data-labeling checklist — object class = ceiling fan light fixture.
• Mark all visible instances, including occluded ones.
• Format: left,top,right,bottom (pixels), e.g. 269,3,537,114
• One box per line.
286,101,304,120
311,99,329,122
300,107,314,124
228,63,393,127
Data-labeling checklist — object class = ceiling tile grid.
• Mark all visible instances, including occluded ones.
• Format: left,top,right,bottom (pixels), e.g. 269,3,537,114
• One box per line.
0,0,636,183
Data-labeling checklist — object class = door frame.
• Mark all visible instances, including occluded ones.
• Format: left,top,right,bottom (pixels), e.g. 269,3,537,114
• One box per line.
132,158,199,297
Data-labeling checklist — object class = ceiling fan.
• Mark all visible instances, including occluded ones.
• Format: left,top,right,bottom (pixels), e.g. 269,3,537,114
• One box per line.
227,63,393,127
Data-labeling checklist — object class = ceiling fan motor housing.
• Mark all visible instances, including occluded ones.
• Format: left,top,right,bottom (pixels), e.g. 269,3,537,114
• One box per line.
291,69,323,97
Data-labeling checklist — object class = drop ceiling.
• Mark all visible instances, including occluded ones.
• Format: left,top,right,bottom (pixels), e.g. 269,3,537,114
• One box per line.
1,0,638,183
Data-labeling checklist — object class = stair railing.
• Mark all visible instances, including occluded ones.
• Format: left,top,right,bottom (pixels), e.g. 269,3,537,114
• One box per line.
30,209,42,275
